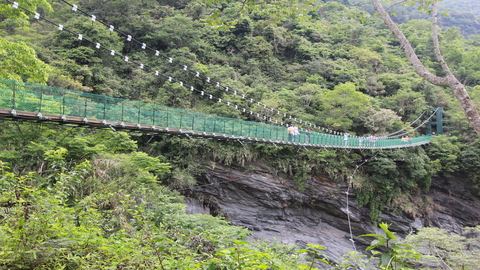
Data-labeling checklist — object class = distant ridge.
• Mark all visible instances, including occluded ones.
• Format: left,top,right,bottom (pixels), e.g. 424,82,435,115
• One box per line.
350,0,480,37
440,0,480,18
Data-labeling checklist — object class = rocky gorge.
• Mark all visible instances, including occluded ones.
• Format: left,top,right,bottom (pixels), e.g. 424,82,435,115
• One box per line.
184,161,480,260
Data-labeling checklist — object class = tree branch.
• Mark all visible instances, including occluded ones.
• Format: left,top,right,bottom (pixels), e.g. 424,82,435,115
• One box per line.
431,0,452,76
371,0,449,86
371,0,480,136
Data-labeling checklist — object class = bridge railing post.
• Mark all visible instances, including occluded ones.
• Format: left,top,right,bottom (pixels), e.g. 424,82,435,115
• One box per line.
121,103,124,122
39,93,43,113
137,107,141,123
61,96,65,115
12,86,16,110
102,97,106,120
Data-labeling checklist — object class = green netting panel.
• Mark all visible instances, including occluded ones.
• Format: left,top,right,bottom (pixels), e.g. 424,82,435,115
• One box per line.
237,124,248,137
0,86,13,109
167,114,181,130
64,96,88,118
192,117,207,132
0,79,22,91
139,108,154,126
204,118,219,133
122,103,140,124
255,127,269,139
86,101,106,120
217,120,230,134
155,111,169,127
223,122,233,135
248,126,256,137
40,94,64,115
15,89,42,112
104,104,122,123
178,115,193,130
140,104,157,126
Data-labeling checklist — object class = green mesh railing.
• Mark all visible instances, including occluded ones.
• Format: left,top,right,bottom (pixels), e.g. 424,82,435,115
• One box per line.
0,78,431,148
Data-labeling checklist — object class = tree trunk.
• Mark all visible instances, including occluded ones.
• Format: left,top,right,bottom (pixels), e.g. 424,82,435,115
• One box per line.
371,0,480,136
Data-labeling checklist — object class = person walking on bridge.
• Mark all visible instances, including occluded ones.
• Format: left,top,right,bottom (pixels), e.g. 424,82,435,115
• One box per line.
359,136,364,147
287,124,294,142
344,132,349,146
293,125,299,142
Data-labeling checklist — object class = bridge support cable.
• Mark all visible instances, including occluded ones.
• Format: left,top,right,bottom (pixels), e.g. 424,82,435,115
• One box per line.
382,110,426,137
386,108,440,139
3,1,283,130
50,0,342,133
1,4,435,150
345,152,379,252
8,0,421,141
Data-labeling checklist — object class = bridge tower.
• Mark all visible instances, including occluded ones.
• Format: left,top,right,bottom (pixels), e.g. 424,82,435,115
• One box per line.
426,107,443,135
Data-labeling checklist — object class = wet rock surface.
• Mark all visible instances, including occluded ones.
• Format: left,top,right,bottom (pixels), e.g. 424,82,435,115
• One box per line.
184,162,480,260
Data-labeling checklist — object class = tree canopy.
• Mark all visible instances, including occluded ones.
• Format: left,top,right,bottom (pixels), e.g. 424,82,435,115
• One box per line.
1,0,480,267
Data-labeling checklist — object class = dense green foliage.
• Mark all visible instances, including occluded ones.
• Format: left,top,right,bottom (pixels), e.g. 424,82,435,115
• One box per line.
0,123,307,269
1,122,479,269
1,0,480,268
4,0,480,134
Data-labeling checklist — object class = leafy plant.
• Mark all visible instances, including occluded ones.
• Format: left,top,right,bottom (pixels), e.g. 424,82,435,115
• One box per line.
298,243,329,270
360,222,421,269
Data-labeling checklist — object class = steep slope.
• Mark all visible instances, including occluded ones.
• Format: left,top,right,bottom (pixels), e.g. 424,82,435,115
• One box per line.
184,161,480,260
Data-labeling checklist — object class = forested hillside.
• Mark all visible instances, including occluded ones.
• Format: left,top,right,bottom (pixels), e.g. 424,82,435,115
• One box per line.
439,0,480,36
441,0,480,17
1,0,480,268
352,0,480,37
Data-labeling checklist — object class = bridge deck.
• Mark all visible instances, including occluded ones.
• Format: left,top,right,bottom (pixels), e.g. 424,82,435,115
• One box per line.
0,78,431,149
0,108,430,150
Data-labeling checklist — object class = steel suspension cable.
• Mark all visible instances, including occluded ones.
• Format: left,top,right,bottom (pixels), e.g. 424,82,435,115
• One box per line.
7,0,306,130
55,0,336,133
382,110,426,137
387,108,439,138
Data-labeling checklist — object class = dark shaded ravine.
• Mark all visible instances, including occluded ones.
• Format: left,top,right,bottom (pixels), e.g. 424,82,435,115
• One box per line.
184,161,480,260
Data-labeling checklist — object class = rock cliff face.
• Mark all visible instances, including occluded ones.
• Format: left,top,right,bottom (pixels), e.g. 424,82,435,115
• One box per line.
184,161,480,260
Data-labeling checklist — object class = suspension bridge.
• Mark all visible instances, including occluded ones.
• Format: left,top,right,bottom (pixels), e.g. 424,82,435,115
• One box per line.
0,78,434,149
1,1,440,149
